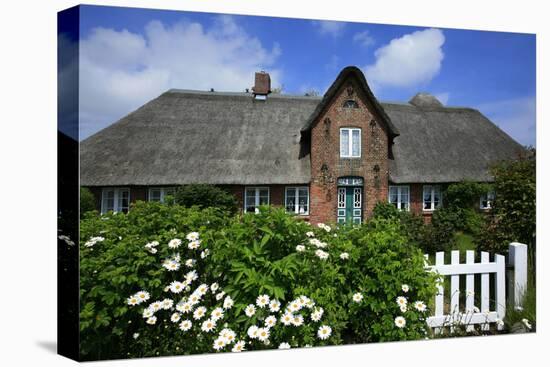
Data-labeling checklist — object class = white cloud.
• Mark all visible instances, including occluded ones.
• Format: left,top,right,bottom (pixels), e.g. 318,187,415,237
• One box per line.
476,96,536,146
364,28,445,89
312,20,346,38
79,16,282,139
353,30,375,48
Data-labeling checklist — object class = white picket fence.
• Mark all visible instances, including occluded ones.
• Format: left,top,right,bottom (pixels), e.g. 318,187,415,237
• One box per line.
424,242,528,332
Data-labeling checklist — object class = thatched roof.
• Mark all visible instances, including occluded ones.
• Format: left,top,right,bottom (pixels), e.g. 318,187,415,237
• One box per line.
81,72,524,186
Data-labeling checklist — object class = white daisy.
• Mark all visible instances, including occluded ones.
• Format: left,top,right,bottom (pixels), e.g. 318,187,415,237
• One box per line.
278,342,291,349
185,270,198,283
142,309,154,318
163,260,180,271
186,232,200,241
179,319,192,331
256,294,270,308
215,291,226,301
169,281,184,294
168,238,182,249
352,292,363,303
213,337,227,351
311,307,324,322
247,325,259,339
223,296,234,309
296,245,306,252
315,249,329,260
396,296,408,307
220,328,236,343
133,333,139,339
211,307,224,321
414,301,427,312
146,316,157,325
256,327,270,341
136,291,150,302
184,259,195,268
200,249,210,259
196,284,209,295
317,325,332,340
291,314,304,327
232,340,246,352
150,301,162,312
188,294,201,305
402,284,410,293
394,316,406,328
400,304,407,313
281,312,293,326
171,313,181,323
201,319,216,332
245,304,256,317
127,296,139,306
288,301,302,313
188,240,201,250
265,315,277,328
339,252,350,260
305,299,316,309
193,306,207,320
210,282,219,292
269,300,281,313
177,302,193,314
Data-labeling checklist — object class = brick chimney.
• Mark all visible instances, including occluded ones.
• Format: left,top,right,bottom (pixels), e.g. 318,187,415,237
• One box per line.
252,71,271,99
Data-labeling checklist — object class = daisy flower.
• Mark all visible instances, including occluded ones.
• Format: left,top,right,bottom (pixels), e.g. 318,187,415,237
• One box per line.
186,232,200,241
402,284,410,293
179,319,192,331
245,304,256,317
305,299,316,309
352,292,363,303
306,231,315,238
256,294,270,308
213,337,227,351
247,325,259,339
163,260,180,271
127,296,139,306
279,342,291,349
223,296,234,309
188,294,201,305
169,281,184,294
315,249,329,260
211,307,224,321
193,306,207,320
161,299,174,309
168,238,182,249
256,327,270,341
291,314,304,327
200,249,210,259
396,296,408,307
184,259,195,268
210,282,219,292
317,325,332,340
394,316,406,328
201,319,216,332
136,291,150,302
142,309,154,318
171,313,181,323
188,240,201,250
296,245,306,252
232,340,246,352
299,295,310,306
196,284,209,295
281,313,293,326
150,301,162,312
185,270,198,283
220,328,236,343
215,291,226,301
311,308,324,322
177,302,193,314
414,301,427,312
265,315,277,328
400,304,407,313
288,301,301,313
339,252,350,260
269,299,281,313
146,316,157,325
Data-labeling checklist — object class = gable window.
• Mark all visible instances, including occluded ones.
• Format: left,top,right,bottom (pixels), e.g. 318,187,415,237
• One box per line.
480,190,495,210
389,185,410,211
149,187,175,203
101,188,130,214
343,100,359,108
340,128,361,158
285,187,309,215
244,187,269,213
423,185,442,211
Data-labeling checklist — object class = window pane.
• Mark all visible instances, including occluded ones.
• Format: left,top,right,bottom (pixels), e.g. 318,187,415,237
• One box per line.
150,189,161,202
433,186,441,207
423,186,432,210
340,129,349,156
259,189,269,205
285,188,295,213
352,129,360,156
119,190,130,213
102,190,114,213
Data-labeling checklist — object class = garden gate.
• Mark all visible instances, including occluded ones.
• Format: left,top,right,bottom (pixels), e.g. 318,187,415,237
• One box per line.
424,242,528,332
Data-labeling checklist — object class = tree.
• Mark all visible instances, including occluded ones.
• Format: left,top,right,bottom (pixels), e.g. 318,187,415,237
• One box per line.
80,187,96,217
174,184,238,213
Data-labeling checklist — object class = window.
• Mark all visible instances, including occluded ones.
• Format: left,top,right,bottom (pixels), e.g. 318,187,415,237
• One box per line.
285,187,309,215
244,187,269,213
149,187,175,203
389,185,410,211
340,128,361,158
101,188,130,214
343,100,359,108
480,190,495,209
423,185,442,211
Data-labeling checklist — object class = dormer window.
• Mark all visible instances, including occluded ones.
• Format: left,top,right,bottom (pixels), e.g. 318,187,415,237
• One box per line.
340,128,361,158
343,100,359,108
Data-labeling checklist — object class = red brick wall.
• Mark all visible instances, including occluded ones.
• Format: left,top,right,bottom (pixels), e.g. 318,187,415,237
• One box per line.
309,77,390,224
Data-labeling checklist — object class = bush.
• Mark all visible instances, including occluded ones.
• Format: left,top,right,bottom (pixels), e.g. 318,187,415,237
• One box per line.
80,187,96,217
174,184,238,214
372,202,426,249
445,181,490,209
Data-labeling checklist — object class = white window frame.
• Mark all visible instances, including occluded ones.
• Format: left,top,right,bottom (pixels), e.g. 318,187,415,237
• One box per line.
388,185,410,211
148,187,176,203
284,187,309,215
101,188,130,214
423,185,442,212
480,190,495,210
244,187,270,214
340,128,361,158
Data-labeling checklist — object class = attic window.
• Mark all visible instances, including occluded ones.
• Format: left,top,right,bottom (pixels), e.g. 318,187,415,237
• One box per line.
343,100,359,109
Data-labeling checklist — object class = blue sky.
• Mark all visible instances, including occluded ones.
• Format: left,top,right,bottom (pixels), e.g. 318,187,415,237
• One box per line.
75,5,536,145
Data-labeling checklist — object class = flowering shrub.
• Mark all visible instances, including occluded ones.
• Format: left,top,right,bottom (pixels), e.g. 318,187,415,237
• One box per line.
80,203,437,359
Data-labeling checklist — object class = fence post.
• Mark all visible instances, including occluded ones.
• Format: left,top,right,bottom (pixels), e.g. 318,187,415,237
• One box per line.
508,242,528,309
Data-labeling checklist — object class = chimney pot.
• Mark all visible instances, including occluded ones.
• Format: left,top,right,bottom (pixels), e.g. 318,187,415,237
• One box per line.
252,71,271,96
